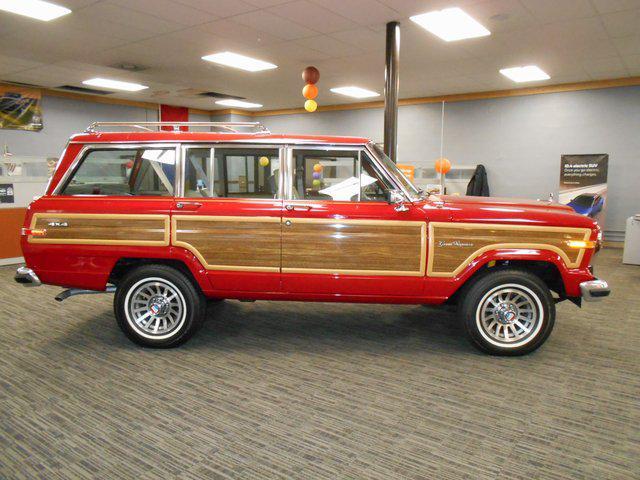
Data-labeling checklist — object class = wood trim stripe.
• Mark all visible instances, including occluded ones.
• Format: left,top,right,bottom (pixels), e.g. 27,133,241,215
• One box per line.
427,222,592,278
212,76,640,117
28,213,170,246
4,75,638,119
171,215,281,272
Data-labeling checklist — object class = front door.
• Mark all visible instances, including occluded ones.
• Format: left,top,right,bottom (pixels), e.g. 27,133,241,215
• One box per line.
172,145,283,293
281,146,426,297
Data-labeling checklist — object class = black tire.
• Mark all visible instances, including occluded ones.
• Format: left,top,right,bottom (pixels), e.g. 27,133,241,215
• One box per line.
458,269,555,356
114,265,205,348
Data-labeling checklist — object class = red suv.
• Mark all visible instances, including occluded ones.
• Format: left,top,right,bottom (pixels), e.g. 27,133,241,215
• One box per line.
15,121,609,355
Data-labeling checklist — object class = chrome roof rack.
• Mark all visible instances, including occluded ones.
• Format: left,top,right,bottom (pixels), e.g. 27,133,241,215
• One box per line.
84,121,270,134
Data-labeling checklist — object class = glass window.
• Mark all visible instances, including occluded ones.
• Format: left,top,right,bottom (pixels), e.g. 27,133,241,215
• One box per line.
61,148,175,196
292,149,392,201
184,147,279,198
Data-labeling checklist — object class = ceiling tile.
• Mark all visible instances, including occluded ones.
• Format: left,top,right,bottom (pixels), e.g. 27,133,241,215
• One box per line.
591,0,640,14
310,0,399,26
601,9,640,38
330,28,386,53
267,0,357,33
173,0,258,17
230,10,319,40
612,35,640,55
522,0,597,22
294,35,364,57
110,0,218,26
196,18,284,47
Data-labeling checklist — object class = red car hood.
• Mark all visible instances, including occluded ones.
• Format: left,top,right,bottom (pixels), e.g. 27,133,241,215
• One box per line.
428,195,596,230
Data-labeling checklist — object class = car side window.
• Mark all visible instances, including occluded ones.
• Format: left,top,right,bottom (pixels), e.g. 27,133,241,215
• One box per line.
61,148,175,196
292,149,392,201
184,147,280,198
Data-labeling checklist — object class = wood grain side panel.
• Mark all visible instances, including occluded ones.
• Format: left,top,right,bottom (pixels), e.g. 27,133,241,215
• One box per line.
282,219,426,276
172,216,281,272
428,223,592,277
29,214,169,246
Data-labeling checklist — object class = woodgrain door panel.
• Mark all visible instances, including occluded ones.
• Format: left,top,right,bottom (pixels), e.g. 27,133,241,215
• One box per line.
282,218,426,276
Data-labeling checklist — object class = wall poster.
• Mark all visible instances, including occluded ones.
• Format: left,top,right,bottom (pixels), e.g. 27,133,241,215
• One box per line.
0,184,15,203
559,154,608,223
0,85,43,131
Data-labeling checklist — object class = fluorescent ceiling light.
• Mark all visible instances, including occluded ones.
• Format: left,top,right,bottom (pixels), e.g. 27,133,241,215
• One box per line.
215,99,263,108
82,78,148,92
0,0,71,21
330,86,380,99
202,52,277,72
499,65,550,82
410,8,490,42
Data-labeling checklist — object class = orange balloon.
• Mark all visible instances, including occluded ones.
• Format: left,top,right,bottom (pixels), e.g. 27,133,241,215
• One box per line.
435,157,451,174
302,83,318,100
313,163,323,172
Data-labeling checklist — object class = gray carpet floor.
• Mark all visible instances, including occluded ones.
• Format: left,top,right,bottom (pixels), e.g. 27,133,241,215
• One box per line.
0,247,638,479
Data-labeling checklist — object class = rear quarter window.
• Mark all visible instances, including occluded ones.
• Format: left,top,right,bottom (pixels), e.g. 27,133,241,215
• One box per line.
60,147,176,196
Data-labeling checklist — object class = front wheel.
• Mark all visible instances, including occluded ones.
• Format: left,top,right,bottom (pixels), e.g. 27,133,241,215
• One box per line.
114,265,205,348
459,269,555,356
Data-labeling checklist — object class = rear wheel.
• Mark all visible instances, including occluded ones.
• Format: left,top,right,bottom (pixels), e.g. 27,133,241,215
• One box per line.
114,265,205,348
459,269,555,356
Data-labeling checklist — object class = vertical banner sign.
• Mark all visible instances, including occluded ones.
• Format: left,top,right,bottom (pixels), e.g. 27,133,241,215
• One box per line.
159,104,189,131
0,85,43,131
559,154,608,224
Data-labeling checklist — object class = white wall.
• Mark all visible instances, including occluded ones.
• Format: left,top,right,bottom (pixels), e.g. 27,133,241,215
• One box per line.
251,86,640,238
2,88,637,238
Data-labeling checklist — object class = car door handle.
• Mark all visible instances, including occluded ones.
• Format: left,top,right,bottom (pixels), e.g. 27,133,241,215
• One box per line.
285,204,312,211
175,202,203,211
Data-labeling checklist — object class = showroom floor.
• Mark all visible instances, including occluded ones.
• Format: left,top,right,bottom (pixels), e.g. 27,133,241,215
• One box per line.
1,247,638,479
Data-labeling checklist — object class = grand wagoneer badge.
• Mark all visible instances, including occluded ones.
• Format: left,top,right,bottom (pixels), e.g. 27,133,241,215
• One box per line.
438,240,474,248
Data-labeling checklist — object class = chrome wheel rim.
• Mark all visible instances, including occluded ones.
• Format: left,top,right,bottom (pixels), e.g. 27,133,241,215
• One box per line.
476,284,544,348
125,277,186,340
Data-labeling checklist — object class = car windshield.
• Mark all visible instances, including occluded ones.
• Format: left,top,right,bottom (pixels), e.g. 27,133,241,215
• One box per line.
572,195,594,208
370,143,422,198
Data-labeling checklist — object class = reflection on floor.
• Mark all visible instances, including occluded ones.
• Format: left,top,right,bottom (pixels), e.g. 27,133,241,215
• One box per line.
0,248,638,479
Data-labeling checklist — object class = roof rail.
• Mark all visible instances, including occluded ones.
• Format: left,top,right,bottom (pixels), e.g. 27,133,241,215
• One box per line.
84,121,270,134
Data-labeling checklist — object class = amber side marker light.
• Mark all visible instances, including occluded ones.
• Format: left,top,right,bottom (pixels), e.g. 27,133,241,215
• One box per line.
21,228,46,237
567,240,596,249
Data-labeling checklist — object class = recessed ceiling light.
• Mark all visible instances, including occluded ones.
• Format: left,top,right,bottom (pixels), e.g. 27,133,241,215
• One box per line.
410,8,490,42
202,52,277,72
330,86,380,99
0,0,71,21
215,99,263,109
499,66,550,83
82,78,148,92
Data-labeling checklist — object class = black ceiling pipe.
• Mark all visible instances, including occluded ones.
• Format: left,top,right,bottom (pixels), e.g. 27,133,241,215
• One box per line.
384,21,400,163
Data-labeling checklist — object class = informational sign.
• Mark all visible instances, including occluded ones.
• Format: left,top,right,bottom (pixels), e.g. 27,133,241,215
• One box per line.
0,183,15,203
559,154,608,222
396,164,415,181
0,85,43,131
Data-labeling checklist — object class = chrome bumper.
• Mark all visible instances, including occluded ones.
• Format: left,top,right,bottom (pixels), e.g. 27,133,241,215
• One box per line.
14,267,41,287
580,279,610,301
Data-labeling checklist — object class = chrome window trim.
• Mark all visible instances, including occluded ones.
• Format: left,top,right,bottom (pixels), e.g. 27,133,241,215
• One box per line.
366,141,420,202
52,143,180,196
284,144,407,202
178,143,284,200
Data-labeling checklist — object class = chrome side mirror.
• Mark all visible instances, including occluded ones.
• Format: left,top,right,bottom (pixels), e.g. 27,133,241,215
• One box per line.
388,189,409,212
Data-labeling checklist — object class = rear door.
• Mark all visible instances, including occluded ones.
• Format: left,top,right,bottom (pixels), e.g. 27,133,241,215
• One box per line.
281,145,426,297
173,144,283,293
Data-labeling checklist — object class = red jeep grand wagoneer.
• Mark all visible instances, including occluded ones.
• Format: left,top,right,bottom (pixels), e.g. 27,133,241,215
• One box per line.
15,121,610,355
